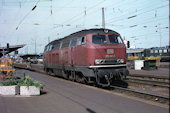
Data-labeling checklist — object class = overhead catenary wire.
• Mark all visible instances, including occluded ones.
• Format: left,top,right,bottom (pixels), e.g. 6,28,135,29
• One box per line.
39,0,106,42
116,17,168,31
1,0,168,53
15,0,40,30
106,4,169,24
22,0,77,45
106,0,168,22
23,2,169,47
61,0,106,24
1,0,31,45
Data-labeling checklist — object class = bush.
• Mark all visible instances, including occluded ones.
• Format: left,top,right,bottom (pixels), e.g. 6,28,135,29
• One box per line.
17,75,44,88
0,74,44,88
0,78,18,86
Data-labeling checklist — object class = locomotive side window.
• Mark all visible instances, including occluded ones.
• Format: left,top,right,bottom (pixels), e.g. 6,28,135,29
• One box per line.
71,38,77,47
92,35,107,44
51,44,54,50
69,40,72,48
77,38,82,45
47,45,51,51
59,42,63,49
48,45,53,51
62,39,69,48
53,42,60,50
108,35,122,44
69,38,77,47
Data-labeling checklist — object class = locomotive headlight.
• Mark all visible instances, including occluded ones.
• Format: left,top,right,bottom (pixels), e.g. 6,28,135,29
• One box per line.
120,59,124,63
117,59,124,63
95,59,104,64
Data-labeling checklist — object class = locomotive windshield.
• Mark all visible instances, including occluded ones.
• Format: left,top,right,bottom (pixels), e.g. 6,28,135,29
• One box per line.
108,35,122,44
92,35,107,44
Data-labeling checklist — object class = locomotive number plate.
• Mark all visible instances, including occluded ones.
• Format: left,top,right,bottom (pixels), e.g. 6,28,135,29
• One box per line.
107,49,114,54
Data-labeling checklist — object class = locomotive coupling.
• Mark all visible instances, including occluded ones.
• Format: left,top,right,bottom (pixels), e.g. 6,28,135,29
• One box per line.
95,68,129,86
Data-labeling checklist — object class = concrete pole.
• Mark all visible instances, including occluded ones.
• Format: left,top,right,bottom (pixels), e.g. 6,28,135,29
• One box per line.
158,23,162,47
102,7,105,29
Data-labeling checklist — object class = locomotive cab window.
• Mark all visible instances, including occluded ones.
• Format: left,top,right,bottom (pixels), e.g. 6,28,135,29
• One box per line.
77,37,86,46
92,35,107,44
108,35,122,44
81,36,86,45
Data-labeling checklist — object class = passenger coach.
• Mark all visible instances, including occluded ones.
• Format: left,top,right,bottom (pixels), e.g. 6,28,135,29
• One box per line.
43,28,129,86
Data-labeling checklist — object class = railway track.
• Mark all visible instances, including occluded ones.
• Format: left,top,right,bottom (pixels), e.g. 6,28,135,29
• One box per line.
127,74,169,81
125,78,170,88
110,85,169,104
13,63,169,104
126,74,169,88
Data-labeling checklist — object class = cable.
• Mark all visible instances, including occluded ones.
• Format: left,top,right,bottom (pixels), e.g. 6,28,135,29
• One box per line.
106,1,168,22
40,0,106,42
15,0,40,30
3,0,29,41
61,0,106,24
116,17,168,31
106,3,169,24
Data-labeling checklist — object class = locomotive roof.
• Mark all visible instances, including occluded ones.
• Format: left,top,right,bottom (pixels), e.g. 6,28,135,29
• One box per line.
47,28,119,46
66,28,118,38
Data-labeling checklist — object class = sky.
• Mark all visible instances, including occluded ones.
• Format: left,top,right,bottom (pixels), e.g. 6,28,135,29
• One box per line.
0,0,169,54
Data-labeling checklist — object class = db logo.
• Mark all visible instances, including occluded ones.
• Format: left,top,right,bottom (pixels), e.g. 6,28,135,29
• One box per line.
107,49,114,54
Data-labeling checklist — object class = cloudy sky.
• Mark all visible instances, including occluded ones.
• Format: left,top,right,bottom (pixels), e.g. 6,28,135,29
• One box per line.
0,0,169,54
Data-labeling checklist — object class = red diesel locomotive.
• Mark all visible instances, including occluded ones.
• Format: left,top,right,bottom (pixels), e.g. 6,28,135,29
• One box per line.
43,28,129,86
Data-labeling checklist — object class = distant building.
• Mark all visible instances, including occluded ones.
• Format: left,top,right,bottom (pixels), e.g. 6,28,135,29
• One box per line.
126,46,170,61
20,54,42,64
126,48,145,60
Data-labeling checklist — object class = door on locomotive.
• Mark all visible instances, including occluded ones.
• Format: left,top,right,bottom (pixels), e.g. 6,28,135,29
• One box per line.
69,38,76,66
75,36,87,65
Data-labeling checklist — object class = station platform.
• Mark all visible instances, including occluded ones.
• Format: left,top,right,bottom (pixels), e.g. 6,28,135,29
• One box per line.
0,69,168,113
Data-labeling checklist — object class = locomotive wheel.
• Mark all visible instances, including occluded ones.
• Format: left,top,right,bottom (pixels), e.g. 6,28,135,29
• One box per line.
44,68,48,74
75,73,86,84
47,69,54,76
48,69,52,75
